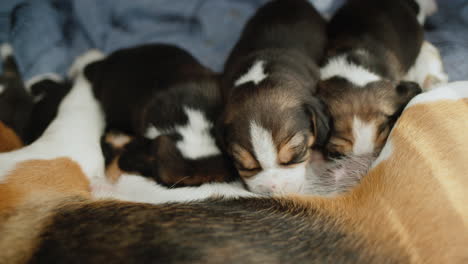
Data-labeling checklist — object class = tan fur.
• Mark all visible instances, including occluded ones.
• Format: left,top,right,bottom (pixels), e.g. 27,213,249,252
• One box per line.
106,156,124,183
278,132,311,164
320,80,414,155
0,158,91,212
231,143,260,177
0,198,72,264
105,132,132,149
0,158,92,263
295,98,468,263
0,122,23,153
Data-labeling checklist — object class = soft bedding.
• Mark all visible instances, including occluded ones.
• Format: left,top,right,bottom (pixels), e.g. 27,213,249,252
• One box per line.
0,0,467,83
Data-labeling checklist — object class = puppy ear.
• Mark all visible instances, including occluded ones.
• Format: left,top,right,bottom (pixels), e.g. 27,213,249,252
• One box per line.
304,97,330,147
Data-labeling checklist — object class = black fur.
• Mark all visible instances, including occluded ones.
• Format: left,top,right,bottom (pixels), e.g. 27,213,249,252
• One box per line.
0,55,33,140
219,0,329,186
29,198,407,264
86,44,236,186
325,0,424,79
24,79,71,144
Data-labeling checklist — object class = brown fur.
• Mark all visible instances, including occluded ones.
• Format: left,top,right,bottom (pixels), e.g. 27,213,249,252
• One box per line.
318,79,421,156
0,158,91,212
1,96,467,263
296,98,468,263
0,122,23,152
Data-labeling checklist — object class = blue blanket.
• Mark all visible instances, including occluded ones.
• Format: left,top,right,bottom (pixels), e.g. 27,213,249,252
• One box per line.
0,0,467,82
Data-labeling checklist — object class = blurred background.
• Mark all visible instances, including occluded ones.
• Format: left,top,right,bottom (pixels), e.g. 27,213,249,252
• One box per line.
0,0,467,84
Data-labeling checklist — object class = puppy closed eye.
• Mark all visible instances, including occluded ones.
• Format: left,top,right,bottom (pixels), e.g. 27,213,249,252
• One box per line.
237,166,261,178
280,153,308,167
278,132,310,165
231,143,261,177
327,135,353,156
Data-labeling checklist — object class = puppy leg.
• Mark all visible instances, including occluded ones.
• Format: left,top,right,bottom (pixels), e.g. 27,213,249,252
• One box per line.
404,41,448,91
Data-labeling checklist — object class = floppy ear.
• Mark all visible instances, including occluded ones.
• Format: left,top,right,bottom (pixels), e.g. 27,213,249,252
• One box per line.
304,97,331,147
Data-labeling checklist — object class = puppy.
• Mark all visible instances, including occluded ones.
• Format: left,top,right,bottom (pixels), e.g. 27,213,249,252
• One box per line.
1,82,467,263
85,44,236,187
318,0,435,157
0,44,34,141
220,0,329,195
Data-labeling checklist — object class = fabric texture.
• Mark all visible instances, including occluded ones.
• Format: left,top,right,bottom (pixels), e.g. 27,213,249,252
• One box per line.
0,0,466,82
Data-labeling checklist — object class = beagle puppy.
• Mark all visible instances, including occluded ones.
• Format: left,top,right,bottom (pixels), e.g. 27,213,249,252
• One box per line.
85,44,236,187
1,82,467,263
318,0,445,157
220,0,329,195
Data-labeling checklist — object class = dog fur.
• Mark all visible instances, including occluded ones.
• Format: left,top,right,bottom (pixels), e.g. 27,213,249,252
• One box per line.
318,0,431,157
1,82,468,263
220,0,329,195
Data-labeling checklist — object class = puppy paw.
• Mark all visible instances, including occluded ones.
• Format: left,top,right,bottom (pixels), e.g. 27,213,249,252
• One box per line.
405,41,448,91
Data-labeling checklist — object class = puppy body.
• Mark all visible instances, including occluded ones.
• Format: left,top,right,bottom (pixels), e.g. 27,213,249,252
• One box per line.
221,0,328,194
319,0,430,157
86,44,235,187
1,82,468,263
0,51,105,183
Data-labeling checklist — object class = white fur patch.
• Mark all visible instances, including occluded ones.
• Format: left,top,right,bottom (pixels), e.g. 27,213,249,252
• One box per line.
0,84,5,95
175,108,220,159
244,165,307,195
250,122,277,168
414,0,438,24
145,125,162,139
92,175,257,204
0,43,13,59
352,116,376,155
145,108,220,159
405,81,468,109
234,60,268,86
321,55,381,86
0,73,105,182
68,49,105,79
248,122,307,194
404,41,448,90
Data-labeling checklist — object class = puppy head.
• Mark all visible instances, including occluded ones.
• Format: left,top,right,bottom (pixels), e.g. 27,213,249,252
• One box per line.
221,78,330,195
318,78,421,157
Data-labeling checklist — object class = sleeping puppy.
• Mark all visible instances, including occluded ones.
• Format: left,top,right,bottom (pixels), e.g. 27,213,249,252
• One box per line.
85,44,236,187
318,0,434,157
220,0,329,195
0,44,33,141
2,82,468,263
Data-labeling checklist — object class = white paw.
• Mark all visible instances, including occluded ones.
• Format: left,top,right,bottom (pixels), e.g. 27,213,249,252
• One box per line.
405,41,448,91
